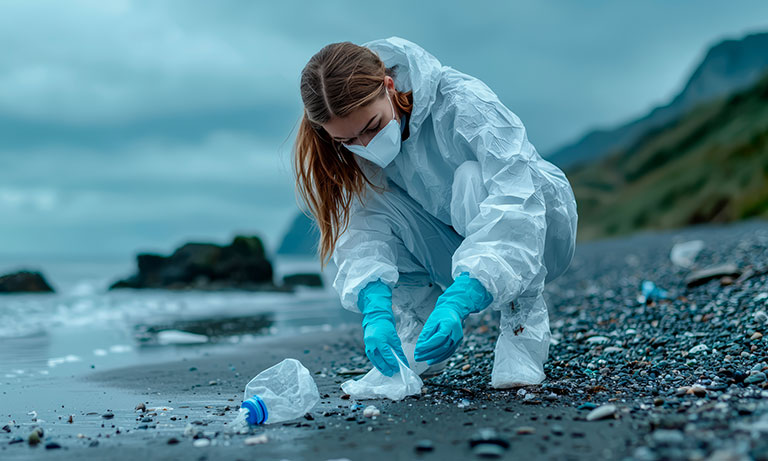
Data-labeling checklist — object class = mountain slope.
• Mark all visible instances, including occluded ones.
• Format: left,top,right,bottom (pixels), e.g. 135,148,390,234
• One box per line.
568,72,768,241
549,31,768,169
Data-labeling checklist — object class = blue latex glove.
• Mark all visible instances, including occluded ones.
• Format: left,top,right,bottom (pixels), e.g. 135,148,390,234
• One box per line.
358,280,409,377
414,272,493,365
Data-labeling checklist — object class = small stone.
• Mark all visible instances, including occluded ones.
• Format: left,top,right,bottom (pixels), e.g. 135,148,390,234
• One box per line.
586,404,617,421
415,439,434,452
745,372,767,385
303,413,314,421
469,428,510,448
208,380,217,386
688,344,709,354
167,437,180,445
551,424,565,436
28,429,41,446
9,437,24,445
472,443,506,458
193,438,211,448
67,415,73,424
754,311,768,323
577,402,597,410
244,434,268,445
45,442,62,450
341,394,351,400
2,425,10,433
89,440,99,447
752,332,763,340
688,386,707,397
516,426,536,435
651,429,684,446
102,412,115,419
462,364,471,371
604,346,624,354
586,336,610,344
363,405,380,418
135,402,146,412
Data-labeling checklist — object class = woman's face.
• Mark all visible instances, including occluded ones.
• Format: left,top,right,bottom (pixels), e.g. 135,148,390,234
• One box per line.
322,76,401,147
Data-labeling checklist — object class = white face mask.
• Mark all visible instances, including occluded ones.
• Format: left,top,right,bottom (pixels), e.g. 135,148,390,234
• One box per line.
342,88,402,168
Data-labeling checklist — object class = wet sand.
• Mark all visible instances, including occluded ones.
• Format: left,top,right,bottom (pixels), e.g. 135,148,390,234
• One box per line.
1,326,640,460
5,219,768,460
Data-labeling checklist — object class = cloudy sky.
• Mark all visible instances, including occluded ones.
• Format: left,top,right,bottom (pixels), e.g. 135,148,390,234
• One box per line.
1,0,767,261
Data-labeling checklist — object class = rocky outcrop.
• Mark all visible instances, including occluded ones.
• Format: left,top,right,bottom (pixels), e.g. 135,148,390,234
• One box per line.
283,273,324,288
109,235,286,291
0,270,55,293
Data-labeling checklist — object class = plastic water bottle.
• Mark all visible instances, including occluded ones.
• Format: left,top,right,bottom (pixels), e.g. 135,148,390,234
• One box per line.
232,358,320,430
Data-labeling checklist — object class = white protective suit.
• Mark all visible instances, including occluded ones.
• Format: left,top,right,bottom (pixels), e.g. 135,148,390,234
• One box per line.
331,36,578,388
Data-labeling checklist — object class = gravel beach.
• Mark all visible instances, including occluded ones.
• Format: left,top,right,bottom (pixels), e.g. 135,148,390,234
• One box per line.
2,219,767,460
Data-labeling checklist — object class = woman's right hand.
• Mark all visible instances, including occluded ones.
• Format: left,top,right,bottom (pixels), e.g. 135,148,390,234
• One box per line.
358,280,409,377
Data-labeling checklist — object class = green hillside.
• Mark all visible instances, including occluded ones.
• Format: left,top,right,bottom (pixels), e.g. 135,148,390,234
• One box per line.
567,72,768,241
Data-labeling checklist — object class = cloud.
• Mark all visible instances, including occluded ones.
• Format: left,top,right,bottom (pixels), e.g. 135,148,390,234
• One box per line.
0,0,308,124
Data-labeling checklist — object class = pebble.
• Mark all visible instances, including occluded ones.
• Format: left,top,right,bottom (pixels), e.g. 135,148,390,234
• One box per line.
754,311,768,323
102,412,114,419
9,437,24,445
1,425,10,433
751,332,763,340
135,402,146,412
414,439,434,452
586,336,610,344
167,437,180,445
193,438,211,448
577,402,597,410
472,443,506,458
244,434,269,445
551,424,565,436
516,426,536,435
745,372,767,384
45,442,62,450
586,404,617,421
363,405,380,418
651,429,684,446
27,427,43,446
462,364,471,371
688,344,709,354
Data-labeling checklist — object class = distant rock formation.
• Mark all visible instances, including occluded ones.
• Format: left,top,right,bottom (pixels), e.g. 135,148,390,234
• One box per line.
548,31,768,169
0,270,55,293
277,212,319,257
110,235,287,291
283,273,323,288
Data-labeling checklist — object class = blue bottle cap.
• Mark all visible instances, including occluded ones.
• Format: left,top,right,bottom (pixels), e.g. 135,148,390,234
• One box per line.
241,395,268,425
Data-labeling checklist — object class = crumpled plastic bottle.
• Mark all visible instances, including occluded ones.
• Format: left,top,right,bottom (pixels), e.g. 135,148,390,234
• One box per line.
231,358,319,431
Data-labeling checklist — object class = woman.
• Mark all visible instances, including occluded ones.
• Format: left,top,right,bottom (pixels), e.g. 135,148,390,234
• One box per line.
294,36,578,388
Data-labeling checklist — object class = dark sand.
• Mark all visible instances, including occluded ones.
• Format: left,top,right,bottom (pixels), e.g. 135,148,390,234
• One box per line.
1,326,641,461
3,219,768,460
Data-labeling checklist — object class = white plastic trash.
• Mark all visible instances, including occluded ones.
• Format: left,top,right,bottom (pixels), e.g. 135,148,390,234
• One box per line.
341,355,423,400
232,358,320,429
670,240,704,268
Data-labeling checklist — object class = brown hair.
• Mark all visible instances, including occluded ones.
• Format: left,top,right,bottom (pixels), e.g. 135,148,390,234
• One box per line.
294,41,413,268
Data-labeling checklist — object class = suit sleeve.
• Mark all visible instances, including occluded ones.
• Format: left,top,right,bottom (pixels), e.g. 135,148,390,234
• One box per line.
331,183,401,313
